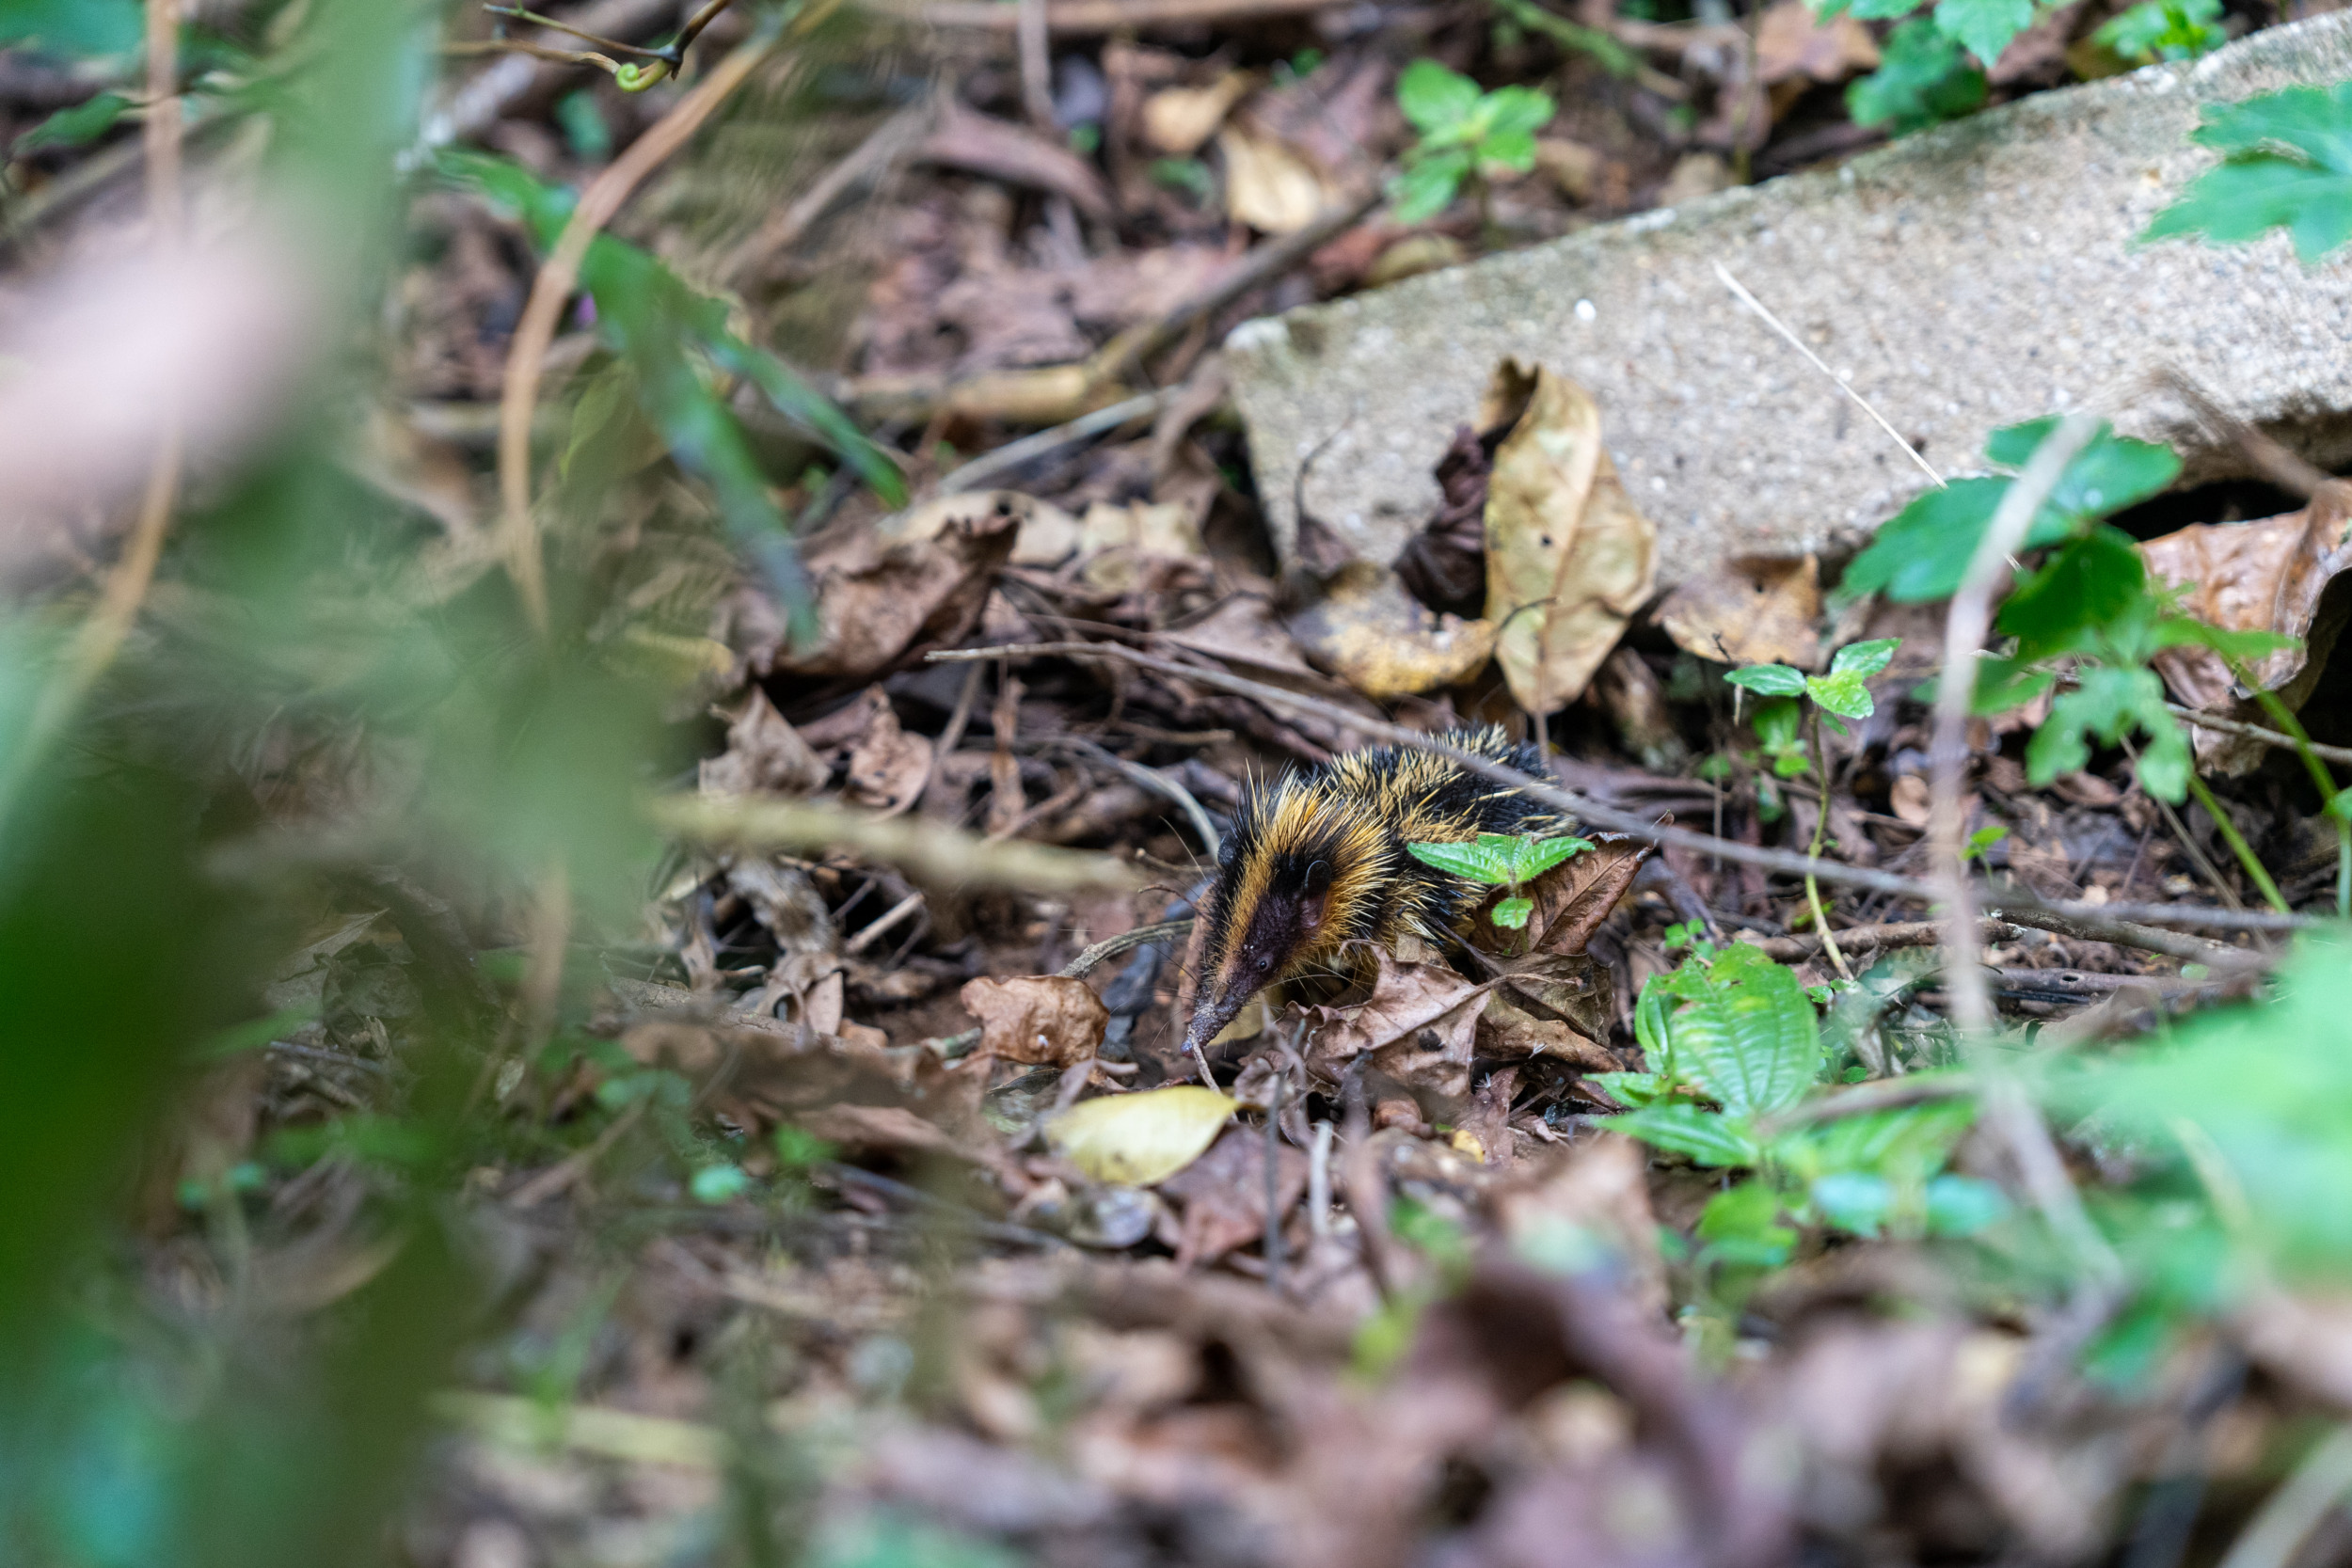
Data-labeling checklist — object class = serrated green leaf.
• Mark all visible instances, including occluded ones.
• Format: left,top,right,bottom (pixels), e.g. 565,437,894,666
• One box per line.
1406,838,1513,882
1497,832,1595,881
1491,895,1534,929
1926,1174,2010,1235
1699,1181,1797,1264
1483,86,1556,138
1390,150,1470,223
1847,18,1985,135
1045,1086,1239,1185
1932,0,2034,66
1987,419,2182,520
2027,665,2190,801
1397,58,1482,134
1601,1103,1764,1167
1804,669,1876,721
1660,945,1821,1116
1590,1069,1667,1108
1995,526,2147,659
1830,638,1900,679
1726,663,1808,696
2143,83,2352,265
2095,0,2225,62
1481,126,1539,171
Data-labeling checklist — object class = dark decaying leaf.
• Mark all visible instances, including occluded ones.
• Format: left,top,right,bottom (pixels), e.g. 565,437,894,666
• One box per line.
1306,949,1493,1105
1393,424,1493,617
758,505,1019,698
1158,1127,1309,1266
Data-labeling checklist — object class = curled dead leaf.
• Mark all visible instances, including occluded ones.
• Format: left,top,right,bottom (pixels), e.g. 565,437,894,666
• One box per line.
844,696,933,814
766,505,1017,693
2141,482,2352,774
699,687,829,799
1655,554,1823,670
1284,560,1499,700
1755,0,1881,84
1158,1126,1308,1267
1307,949,1493,1104
960,974,1110,1067
1142,74,1251,155
1216,125,1334,234
1482,361,1659,715
1045,1085,1239,1185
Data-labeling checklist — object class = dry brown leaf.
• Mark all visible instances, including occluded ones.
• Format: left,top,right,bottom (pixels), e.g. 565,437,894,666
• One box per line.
1523,834,1653,957
1284,561,1499,700
2141,482,2352,774
1158,1126,1309,1267
1307,949,1492,1102
892,490,1083,569
1141,73,1251,155
699,687,829,799
844,696,933,814
961,974,1110,1067
1492,954,1613,1044
1363,233,1465,289
1534,137,1606,203
1482,361,1659,715
1655,554,1823,669
1216,125,1334,234
767,506,1017,691
1755,0,1881,83
1476,996,1616,1072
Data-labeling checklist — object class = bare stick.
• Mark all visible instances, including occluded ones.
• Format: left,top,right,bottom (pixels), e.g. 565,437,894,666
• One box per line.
2170,703,2352,768
497,31,780,634
1930,413,2100,1035
1714,261,1942,490
930,641,2296,953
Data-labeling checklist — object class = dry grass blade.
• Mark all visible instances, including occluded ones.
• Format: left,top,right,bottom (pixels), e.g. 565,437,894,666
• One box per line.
651,794,1144,891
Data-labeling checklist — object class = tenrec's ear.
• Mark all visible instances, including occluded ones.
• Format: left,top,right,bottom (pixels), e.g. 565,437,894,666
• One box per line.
1300,859,1332,928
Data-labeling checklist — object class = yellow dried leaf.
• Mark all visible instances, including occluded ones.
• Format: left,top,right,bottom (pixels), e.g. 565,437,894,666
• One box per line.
1045,1086,1240,1186
1450,1128,1487,1162
1284,561,1498,699
890,490,1083,568
1216,126,1332,234
1655,554,1822,669
1482,361,1659,715
1142,74,1251,155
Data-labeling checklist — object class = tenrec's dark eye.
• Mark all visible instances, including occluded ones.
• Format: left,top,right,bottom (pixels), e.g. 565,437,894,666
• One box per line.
1303,859,1332,895
1217,835,1238,869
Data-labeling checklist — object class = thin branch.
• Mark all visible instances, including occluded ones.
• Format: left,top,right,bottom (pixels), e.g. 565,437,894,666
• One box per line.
496,30,781,633
929,641,2297,954
1930,413,2100,1036
2170,703,2352,768
1715,261,1943,489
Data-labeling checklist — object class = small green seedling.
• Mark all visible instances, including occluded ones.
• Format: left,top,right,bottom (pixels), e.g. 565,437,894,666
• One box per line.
1960,824,2009,863
1406,831,1594,931
1725,638,1901,732
1391,59,1554,226
2095,0,2225,65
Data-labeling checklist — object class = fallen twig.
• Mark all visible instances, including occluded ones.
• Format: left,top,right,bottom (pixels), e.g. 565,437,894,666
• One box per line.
930,641,2295,958
498,27,787,633
2170,703,2352,769
652,794,1143,892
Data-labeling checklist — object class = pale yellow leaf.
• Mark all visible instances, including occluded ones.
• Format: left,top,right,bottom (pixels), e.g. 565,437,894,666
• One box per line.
1216,126,1332,234
1045,1085,1239,1186
1482,360,1658,716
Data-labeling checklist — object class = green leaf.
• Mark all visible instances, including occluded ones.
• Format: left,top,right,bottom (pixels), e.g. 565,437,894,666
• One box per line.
1966,657,2057,715
1931,0,2034,67
2094,0,2225,62
1602,1103,1763,1167
1809,1172,1894,1236
1925,1174,2009,1235
13,91,127,155
1491,895,1534,929
1406,838,1513,883
1986,418,2182,521
1846,0,1927,17
2143,83,2352,265
0,0,140,55
1725,663,1808,697
1753,697,1804,755
1397,59,1483,134
1845,422,2179,604
1962,824,2009,862
1657,945,1821,1116
1390,150,1471,223
1803,669,1876,721
1699,1181,1797,1266
1495,832,1595,881
1830,638,1900,679
1481,126,1539,172
1847,18,1986,135
1483,85,1557,139
2027,665,2191,800
1995,526,2148,659
1589,1069,1668,1108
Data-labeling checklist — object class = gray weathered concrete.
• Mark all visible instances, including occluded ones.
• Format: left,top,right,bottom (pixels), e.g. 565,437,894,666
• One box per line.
1224,12,2352,583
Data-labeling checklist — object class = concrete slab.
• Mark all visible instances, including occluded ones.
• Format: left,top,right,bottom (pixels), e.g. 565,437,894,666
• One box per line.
1223,12,2352,584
